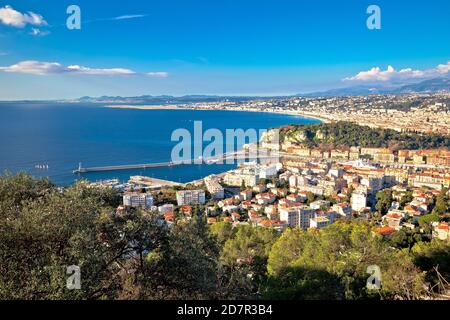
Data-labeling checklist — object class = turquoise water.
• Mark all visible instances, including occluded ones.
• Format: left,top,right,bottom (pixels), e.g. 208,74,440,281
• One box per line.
0,103,320,185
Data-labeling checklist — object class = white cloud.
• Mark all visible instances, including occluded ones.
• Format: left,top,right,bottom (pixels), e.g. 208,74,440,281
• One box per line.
344,61,450,82
29,28,50,36
436,61,450,74
113,14,147,20
0,5,47,28
145,72,169,78
0,60,169,77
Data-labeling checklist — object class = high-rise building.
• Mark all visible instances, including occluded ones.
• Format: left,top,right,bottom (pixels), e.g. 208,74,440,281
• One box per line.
176,190,206,206
279,205,314,230
123,192,154,208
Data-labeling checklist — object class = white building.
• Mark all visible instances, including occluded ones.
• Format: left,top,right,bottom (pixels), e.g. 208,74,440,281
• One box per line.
310,200,331,210
123,192,153,208
351,192,367,212
258,164,278,179
176,189,206,206
223,170,259,187
204,175,225,199
279,205,314,230
158,204,175,213
310,216,331,229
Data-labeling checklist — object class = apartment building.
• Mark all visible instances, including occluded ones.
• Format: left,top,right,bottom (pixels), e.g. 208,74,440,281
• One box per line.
123,192,154,208
176,190,206,206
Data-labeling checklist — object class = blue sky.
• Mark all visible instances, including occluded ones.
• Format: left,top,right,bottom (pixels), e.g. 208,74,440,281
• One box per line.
0,0,449,99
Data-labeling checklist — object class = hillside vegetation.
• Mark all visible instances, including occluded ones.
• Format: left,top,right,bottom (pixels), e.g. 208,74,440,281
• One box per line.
278,122,450,150
1,173,449,300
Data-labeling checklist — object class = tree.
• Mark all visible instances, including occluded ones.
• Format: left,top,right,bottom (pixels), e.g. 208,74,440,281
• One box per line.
306,192,315,205
209,221,235,244
417,213,440,227
399,191,413,209
0,176,165,299
389,228,427,249
240,180,246,191
219,225,279,297
264,222,428,300
432,188,449,215
376,189,393,215
411,240,450,292
142,218,220,299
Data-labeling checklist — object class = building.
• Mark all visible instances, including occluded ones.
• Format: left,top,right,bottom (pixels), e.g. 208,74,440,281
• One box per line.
332,202,352,218
383,211,404,230
259,164,279,179
433,222,450,241
310,216,331,229
176,190,206,206
158,204,175,213
223,169,259,187
310,200,331,210
279,205,314,230
123,192,153,208
351,192,367,212
204,175,225,199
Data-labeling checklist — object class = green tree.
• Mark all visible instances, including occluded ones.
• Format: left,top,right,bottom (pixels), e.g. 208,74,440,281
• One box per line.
399,191,413,209
432,188,449,215
417,213,440,227
209,221,235,244
375,189,393,215
0,176,164,299
306,192,315,205
265,222,427,300
142,218,219,299
411,240,450,292
219,225,278,297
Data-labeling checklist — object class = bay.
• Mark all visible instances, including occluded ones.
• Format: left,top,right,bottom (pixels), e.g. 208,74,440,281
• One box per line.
0,102,320,185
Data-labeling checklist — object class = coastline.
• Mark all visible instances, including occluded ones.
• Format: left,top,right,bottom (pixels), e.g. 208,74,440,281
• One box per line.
106,104,181,110
102,105,327,186
105,104,329,123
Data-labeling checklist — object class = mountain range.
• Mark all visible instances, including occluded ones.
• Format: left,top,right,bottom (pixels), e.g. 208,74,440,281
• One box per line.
65,78,450,104
301,77,450,97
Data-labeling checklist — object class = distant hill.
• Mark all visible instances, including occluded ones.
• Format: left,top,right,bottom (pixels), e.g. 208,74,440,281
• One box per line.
301,77,450,97
395,78,450,93
71,94,268,104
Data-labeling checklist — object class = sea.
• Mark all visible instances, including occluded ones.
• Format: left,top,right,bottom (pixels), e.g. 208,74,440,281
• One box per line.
0,102,320,186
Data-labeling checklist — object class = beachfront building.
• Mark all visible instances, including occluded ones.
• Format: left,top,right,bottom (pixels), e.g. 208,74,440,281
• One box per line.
176,190,206,206
223,168,259,187
123,192,154,208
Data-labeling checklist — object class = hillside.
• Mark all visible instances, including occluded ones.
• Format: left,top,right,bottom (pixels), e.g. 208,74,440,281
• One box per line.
278,122,450,150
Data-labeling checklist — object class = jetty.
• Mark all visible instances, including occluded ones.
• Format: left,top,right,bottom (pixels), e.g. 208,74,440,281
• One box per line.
73,161,183,174
73,151,280,174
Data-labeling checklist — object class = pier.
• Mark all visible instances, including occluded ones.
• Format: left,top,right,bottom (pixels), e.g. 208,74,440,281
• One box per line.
73,151,281,174
73,161,183,174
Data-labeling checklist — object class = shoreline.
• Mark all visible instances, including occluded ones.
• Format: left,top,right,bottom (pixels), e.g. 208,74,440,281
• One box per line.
105,104,329,123
106,104,181,110
98,105,326,187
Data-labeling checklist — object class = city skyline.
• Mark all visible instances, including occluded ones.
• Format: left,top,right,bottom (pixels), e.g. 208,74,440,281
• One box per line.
0,0,449,99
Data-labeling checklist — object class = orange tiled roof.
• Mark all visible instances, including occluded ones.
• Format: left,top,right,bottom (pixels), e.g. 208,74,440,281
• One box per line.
375,226,396,236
